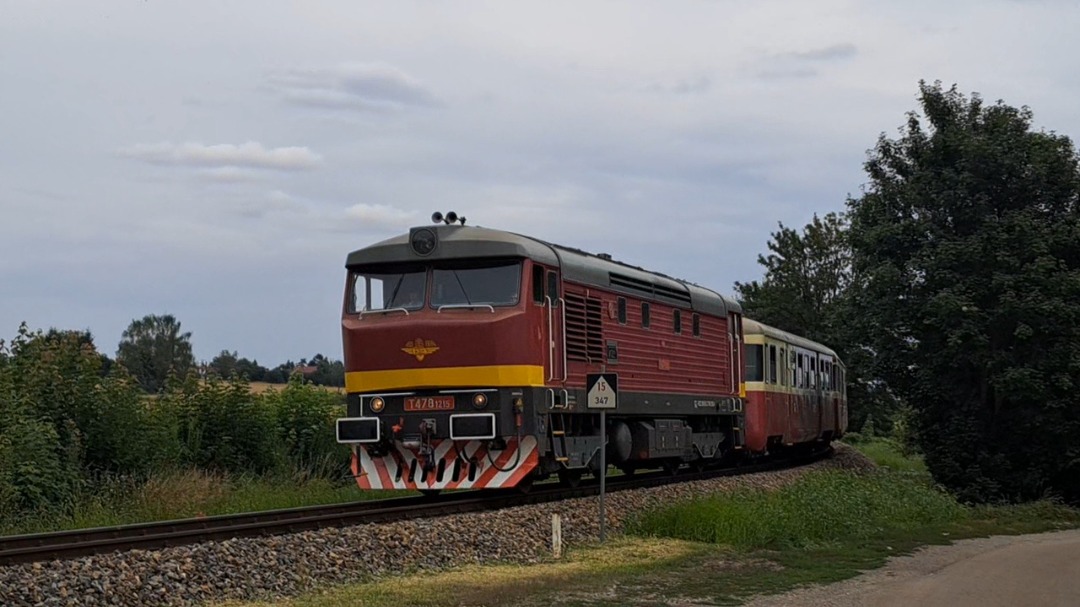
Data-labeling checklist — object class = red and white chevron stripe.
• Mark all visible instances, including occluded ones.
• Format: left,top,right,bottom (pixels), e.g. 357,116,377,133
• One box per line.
350,436,539,490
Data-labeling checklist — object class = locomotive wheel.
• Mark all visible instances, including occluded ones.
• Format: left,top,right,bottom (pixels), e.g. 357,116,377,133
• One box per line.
662,460,680,476
514,475,535,494
558,469,583,488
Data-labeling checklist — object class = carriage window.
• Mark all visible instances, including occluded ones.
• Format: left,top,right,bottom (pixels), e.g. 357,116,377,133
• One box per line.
768,345,778,384
692,314,700,337
617,297,627,324
641,302,651,328
350,268,426,312
673,309,682,334
432,261,522,307
746,345,763,381
532,265,545,304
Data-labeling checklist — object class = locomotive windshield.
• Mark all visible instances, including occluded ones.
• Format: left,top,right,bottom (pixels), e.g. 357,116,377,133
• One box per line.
351,268,427,312
431,261,522,308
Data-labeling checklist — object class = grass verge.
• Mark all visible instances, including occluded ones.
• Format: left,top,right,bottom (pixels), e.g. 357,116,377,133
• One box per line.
0,469,407,536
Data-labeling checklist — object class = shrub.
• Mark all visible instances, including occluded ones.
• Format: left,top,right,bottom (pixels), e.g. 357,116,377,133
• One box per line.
162,372,285,476
264,373,350,480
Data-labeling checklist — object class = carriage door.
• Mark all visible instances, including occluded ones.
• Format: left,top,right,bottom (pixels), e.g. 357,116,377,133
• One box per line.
812,355,824,439
533,264,565,383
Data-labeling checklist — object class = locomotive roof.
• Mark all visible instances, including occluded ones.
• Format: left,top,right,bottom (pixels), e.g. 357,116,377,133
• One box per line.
742,317,841,360
345,224,742,316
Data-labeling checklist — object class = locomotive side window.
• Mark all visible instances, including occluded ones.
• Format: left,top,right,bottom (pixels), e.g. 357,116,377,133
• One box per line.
746,345,763,381
547,271,559,306
351,268,427,312
532,265,545,304
768,345,778,384
617,297,627,324
692,313,700,337
432,261,522,307
641,302,651,328
673,309,682,334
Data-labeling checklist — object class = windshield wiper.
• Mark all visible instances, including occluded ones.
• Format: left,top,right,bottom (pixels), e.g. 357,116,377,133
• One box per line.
451,270,472,304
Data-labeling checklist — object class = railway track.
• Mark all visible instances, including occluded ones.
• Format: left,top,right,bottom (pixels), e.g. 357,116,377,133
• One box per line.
0,446,831,566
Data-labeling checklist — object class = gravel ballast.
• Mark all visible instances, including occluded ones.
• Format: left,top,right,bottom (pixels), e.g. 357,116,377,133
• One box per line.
0,445,875,607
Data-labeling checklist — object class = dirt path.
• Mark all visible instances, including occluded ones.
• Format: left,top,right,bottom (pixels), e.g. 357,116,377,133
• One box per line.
743,528,1080,607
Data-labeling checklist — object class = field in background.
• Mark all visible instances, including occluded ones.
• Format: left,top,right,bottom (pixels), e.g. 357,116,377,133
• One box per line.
248,381,344,395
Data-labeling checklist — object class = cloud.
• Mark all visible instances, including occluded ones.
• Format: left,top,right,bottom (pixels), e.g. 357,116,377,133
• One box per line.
647,76,711,95
267,63,442,111
120,141,322,171
788,43,858,62
342,203,418,227
198,167,263,183
236,190,308,219
756,67,819,80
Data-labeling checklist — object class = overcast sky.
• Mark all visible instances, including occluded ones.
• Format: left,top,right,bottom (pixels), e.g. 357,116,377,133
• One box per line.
2,0,1079,365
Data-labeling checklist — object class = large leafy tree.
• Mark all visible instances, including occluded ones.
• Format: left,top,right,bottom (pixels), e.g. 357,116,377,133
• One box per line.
848,81,1080,504
734,213,898,431
734,212,851,344
116,314,196,393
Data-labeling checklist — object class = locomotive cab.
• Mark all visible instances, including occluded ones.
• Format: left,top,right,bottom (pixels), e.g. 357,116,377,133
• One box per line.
337,219,561,490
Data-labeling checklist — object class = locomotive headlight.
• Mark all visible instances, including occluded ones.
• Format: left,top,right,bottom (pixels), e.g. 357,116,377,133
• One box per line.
369,397,386,413
472,393,488,409
410,228,437,256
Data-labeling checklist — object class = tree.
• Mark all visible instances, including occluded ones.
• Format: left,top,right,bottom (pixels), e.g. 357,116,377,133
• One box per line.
734,212,851,344
847,81,1080,504
209,350,239,378
734,213,900,432
116,314,196,393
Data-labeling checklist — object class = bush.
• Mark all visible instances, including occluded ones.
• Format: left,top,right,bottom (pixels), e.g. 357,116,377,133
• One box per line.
263,373,350,480
162,373,285,476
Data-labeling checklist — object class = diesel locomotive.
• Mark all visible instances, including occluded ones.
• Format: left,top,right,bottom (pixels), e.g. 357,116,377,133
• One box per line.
335,212,847,492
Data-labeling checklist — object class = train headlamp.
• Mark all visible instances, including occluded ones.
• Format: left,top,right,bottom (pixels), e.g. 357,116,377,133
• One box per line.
472,393,488,409
369,397,386,413
411,228,437,256
513,397,524,411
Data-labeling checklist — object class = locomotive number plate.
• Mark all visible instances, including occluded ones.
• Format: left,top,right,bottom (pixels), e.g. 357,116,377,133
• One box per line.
404,396,455,411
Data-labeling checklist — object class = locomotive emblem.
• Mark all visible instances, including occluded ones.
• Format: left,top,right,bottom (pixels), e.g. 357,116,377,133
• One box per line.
402,338,439,361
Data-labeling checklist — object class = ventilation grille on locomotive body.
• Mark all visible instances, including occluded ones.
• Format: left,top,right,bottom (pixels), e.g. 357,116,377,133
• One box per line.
564,293,604,363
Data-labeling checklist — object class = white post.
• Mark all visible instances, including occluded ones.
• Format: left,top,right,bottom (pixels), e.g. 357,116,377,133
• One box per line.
552,513,563,558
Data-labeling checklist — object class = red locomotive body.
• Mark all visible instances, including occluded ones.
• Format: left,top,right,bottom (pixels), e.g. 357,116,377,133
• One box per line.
336,216,844,492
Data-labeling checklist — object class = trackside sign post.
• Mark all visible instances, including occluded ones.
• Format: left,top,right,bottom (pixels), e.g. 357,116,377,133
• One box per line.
586,373,617,542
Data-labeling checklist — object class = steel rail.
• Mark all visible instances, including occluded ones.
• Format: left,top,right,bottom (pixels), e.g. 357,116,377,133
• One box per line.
0,446,831,566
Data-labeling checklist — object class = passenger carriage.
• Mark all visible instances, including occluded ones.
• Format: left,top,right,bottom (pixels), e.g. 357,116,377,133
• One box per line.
741,318,848,452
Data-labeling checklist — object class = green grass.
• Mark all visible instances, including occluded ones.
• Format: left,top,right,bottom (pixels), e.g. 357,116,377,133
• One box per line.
628,468,964,550
0,469,408,536
848,437,926,473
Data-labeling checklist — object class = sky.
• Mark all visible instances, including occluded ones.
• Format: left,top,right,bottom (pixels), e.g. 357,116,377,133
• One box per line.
3,0,1079,365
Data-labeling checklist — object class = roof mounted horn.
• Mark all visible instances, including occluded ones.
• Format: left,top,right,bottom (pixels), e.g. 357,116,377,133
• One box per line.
431,211,467,225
